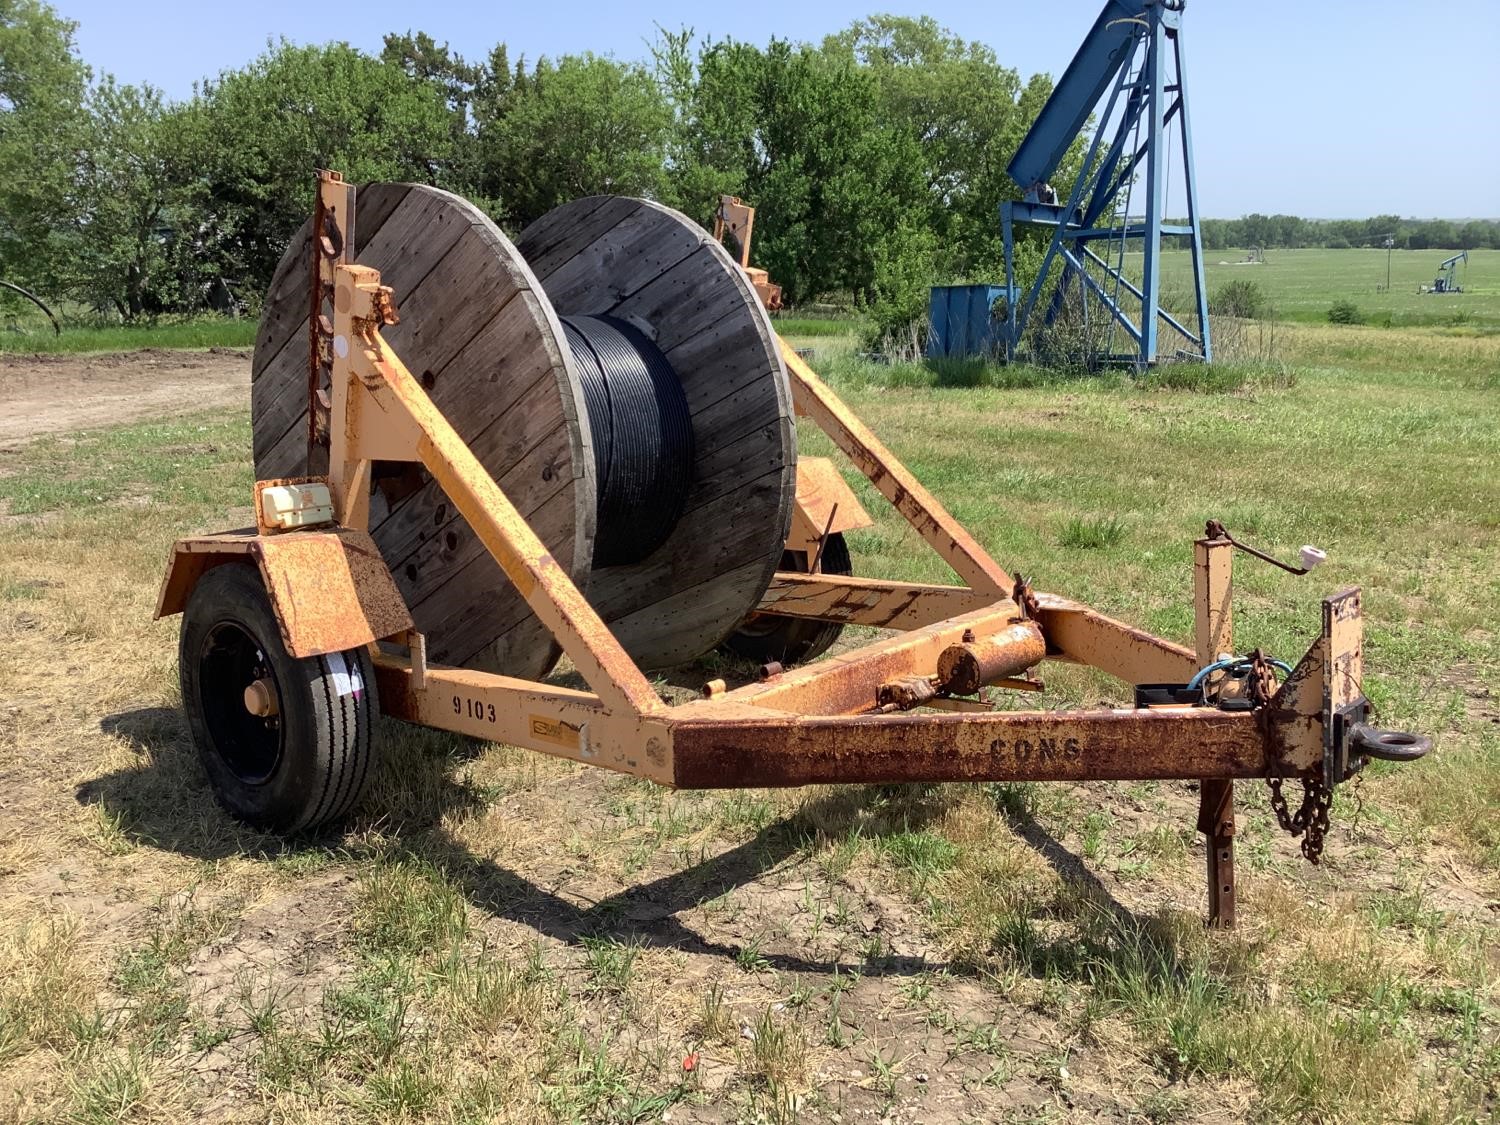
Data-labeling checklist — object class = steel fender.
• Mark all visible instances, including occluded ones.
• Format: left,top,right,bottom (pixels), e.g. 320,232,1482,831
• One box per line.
156,527,413,659
786,456,874,553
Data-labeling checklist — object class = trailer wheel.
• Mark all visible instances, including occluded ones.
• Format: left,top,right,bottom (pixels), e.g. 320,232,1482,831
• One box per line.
179,563,378,833
723,533,852,667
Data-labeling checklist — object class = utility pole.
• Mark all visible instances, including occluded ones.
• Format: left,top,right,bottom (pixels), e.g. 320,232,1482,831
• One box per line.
1383,235,1394,292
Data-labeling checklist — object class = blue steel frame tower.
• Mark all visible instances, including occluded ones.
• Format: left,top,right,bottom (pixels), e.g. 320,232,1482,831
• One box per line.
1001,0,1211,368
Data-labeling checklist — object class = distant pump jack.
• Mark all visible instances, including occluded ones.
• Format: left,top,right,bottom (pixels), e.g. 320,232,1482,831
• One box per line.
1426,250,1467,294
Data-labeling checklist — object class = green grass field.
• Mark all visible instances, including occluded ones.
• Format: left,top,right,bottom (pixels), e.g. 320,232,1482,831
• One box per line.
1159,246,1500,330
0,314,257,355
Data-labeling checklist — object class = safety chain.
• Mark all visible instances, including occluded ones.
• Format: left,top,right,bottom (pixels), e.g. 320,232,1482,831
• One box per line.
1266,766,1332,865
1247,648,1279,708
1250,646,1332,864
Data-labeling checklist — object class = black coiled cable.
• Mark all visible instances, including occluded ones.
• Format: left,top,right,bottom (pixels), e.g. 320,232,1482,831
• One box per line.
559,315,694,569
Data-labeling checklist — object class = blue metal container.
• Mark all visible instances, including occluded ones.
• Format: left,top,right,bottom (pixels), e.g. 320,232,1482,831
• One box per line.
927,285,1010,359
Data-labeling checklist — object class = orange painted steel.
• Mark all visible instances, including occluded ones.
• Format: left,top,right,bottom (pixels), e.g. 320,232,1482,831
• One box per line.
755,572,994,631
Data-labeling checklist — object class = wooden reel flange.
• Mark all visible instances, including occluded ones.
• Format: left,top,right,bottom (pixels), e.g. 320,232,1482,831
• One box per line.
251,185,795,677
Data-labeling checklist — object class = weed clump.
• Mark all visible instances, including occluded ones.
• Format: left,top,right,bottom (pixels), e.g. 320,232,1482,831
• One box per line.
1210,278,1267,319
1328,300,1365,325
1059,515,1127,550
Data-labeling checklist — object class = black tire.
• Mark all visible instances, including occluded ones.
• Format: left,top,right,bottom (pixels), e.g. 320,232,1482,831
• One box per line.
179,563,378,832
723,533,852,667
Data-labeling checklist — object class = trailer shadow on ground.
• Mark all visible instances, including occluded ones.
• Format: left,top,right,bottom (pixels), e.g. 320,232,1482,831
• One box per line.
83,705,1153,981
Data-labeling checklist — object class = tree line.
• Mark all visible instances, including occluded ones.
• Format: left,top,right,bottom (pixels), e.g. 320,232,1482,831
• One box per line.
1201,214,1499,252
2,0,1491,339
1,0,1064,337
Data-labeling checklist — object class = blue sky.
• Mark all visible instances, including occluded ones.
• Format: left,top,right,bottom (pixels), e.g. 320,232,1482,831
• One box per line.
59,0,1498,219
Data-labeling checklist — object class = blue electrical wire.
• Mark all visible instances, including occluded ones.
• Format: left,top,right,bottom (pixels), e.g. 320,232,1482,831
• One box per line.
1187,655,1294,692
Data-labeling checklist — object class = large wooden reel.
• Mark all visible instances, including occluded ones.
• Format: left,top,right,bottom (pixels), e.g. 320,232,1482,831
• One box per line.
251,185,795,676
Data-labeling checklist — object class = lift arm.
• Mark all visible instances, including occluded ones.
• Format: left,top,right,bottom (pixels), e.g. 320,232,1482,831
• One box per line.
1006,0,1151,195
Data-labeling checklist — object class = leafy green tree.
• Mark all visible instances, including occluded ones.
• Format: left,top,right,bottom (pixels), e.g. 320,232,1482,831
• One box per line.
823,16,1053,279
381,31,481,188
0,0,89,290
473,52,672,227
668,37,929,307
1458,220,1493,251
189,40,459,293
1410,219,1457,251
63,80,179,317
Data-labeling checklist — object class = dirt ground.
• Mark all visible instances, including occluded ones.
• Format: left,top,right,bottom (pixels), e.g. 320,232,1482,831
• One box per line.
0,348,249,451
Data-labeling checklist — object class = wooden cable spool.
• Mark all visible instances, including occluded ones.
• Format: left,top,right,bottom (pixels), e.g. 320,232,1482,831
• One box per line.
251,184,795,677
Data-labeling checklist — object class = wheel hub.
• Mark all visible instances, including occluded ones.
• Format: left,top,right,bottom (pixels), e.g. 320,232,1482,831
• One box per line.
199,622,283,785
243,677,279,718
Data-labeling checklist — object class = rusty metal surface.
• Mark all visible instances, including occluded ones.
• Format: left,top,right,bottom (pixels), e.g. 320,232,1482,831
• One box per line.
1258,587,1378,864
787,456,873,554
936,626,1047,695
1323,588,1363,720
1272,637,1323,720
722,605,1027,715
309,171,354,470
1034,594,1198,685
156,527,413,659
256,526,413,657
1194,535,1234,673
1197,779,1237,928
1257,587,1365,778
155,530,258,622
1012,574,1041,621
754,572,994,631
309,178,328,462
713,195,755,268
876,674,936,711
711,196,782,310
745,267,783,312
780,341,1011,597
1193,533,1237,927
670,706,1270,789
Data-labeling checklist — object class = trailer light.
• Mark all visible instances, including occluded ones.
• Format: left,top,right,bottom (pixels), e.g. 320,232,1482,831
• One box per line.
259,483,334,530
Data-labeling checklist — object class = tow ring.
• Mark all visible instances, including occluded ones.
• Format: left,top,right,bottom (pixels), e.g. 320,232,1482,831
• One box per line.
1348,724,1431,763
